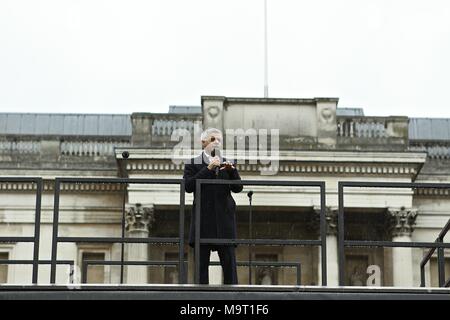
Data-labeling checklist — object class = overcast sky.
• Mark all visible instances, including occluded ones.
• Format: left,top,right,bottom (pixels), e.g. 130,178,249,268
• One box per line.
1,0,450,117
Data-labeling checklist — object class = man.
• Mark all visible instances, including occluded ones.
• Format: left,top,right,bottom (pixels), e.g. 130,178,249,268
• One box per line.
183,128,243,284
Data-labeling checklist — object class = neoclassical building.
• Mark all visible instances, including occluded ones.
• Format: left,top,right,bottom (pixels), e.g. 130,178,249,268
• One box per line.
0,96,449,287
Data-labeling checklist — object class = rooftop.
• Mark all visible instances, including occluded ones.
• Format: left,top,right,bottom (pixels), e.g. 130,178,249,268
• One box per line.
1,109,449,141
0,113,132,136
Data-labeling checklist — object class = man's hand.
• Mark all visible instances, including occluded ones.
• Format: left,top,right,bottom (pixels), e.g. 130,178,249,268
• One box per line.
207,156,221,171
220,161,236,171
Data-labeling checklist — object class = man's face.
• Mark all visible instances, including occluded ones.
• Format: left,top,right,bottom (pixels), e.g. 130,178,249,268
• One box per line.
202,133,223,153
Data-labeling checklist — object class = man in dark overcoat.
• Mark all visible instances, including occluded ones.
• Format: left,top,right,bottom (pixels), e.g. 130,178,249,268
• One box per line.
183,128,243,284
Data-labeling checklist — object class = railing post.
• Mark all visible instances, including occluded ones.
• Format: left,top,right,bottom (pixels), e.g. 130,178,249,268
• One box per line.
50,179,61,284
81,261,87,284
437,238,445,287
320,182,327,286
32,178,43,284
179,181,186,284
338,182,345,286
420,264,426,287
120,184,126,284
194,180,201,284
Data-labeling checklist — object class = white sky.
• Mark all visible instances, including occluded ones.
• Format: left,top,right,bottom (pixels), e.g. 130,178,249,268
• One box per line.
1,0,450,117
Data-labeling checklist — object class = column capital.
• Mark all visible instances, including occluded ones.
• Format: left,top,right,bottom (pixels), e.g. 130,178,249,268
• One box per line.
125,203,155,234
387,207,418,238
309,206,339,236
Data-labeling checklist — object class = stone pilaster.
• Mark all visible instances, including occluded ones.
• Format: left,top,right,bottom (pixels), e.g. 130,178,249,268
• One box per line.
201,96,225,133
315,98,338,147
125,203,155,284
312,206,339,286
308,206,338,236
387,207,418,287
387,207,417,238
125,203,155,234
131,113,154,146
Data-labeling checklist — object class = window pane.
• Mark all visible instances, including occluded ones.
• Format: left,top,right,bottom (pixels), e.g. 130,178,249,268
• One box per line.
82,252,105,284
0,252,9,284
255,254,278,285
430,258,450,287
164,252,187,284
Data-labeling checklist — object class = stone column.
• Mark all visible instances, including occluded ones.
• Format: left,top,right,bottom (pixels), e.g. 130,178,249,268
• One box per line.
125,203,155,284
387,207,418,287
312,206,339,286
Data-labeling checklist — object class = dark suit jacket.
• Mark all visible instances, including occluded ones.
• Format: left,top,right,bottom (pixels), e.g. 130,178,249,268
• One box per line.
183,153,243,247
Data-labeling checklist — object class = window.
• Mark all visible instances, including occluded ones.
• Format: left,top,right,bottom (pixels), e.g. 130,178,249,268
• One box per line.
164,252,187,284
430,257,450,287
255,254,278,285
0,252,8,284
345,254,369,286
82,252,106,284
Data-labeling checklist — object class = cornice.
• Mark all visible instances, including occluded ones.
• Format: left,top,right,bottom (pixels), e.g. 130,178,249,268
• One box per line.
115,148,426,179
0,180,123,193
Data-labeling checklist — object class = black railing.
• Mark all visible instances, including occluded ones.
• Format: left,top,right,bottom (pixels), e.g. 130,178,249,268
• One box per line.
81,260,187,284
2,177,450,287
338,181,450,287
50,178,186,284
420,218,450,287
195,179,326,285
81,260,302,285
0,177,42,284
0,260,75,283
210,261,302,285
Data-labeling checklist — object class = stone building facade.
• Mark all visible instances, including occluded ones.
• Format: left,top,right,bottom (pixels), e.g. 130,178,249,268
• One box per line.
1,96,449,287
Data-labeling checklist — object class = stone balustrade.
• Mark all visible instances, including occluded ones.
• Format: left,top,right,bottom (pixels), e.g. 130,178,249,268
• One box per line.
0,139,41,154
0,113,447,160
336,115,409,150
60,139,130,156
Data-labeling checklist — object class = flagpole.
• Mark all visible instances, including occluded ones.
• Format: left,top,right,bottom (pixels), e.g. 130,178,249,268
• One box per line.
264,0,269,98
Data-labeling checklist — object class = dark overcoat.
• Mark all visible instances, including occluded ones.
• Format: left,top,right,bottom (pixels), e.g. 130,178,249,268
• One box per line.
183,154,243,247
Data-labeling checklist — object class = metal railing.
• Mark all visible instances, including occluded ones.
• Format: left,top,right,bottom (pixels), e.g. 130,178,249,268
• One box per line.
194,179,326,285
81,260,302,285
0,177,42,284
3,176,450,287
0,260,75,283
210,261,302,285
81,260,186,284
420,218,450,287
338,181,450,287
49,177,187,284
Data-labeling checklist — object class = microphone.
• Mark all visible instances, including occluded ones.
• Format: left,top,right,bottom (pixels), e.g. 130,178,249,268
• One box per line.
211,148,219,177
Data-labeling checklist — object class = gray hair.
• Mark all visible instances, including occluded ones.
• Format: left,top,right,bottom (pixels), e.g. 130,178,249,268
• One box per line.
200,128,222,141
